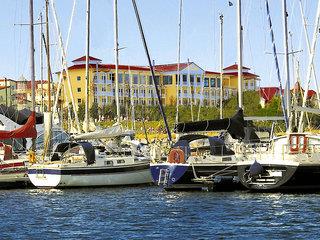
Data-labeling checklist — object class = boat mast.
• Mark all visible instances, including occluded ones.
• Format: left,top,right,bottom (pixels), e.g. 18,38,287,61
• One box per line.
29,0,36,151
45,0,51,113
219,13,224,119
187,58,194,121
237,0,243,109
175,0,183,125
114,0,120,124
282,0,291,133
39,12,44,113
298,1,320,132
85,0,91,132
131,0,172,142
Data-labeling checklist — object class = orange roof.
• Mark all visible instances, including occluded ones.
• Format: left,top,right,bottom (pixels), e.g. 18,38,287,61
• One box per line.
0,86,10,90
226,72,259,78
72,56,102,62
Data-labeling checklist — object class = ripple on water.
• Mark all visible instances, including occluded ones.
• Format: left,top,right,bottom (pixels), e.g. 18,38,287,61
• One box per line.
0,187,320,239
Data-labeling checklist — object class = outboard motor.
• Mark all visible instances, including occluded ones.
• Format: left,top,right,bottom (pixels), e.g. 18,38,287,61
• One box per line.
249,160,264,177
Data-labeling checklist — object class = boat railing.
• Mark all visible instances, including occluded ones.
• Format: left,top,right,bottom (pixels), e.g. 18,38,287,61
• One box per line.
236,142,320,160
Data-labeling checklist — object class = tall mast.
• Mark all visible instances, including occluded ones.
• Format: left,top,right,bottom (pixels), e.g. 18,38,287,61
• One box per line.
175,0,183,124
29,0,36,151
282,0,291,132
114,0,120,123
219,14,224,119
237,0,243,109
45,0,51,112
85,0,91,132
39,12,44,113
131,0,172,142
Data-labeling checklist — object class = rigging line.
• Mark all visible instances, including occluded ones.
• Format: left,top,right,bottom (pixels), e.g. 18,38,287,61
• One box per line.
265,0,289,129
53,0,77,119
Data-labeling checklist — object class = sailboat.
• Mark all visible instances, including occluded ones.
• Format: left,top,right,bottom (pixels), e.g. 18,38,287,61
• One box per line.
237,0,320,191
28,0,152,188
149,0,249,191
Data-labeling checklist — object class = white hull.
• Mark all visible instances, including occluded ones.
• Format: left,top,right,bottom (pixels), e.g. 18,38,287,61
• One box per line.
28,163,152,188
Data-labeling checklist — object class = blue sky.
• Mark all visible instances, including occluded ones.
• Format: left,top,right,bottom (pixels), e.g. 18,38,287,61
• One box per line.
0,0,319,89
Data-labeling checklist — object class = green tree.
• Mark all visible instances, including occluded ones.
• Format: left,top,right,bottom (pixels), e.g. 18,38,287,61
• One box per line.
77,102,86,121
90,102,99,120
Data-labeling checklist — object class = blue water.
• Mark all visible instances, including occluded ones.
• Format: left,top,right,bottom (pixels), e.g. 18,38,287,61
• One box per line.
0,186,319,239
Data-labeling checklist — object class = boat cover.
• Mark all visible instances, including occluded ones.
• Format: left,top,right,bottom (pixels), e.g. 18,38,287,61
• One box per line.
174,109,245,140
0,104,43,124
51,141,95,165
71,124,135,141
0,112,37,139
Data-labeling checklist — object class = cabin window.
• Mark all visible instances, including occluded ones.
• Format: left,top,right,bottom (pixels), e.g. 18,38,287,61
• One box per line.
117,160,125,164
77,76,81,81
105,160,113,166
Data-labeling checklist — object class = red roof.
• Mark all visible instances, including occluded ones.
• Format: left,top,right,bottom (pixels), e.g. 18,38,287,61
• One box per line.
67,64,150,72
154,63,190,72
307,89,316,98
260,87,280,102
223,64,250,71
205,71,220,75
72,56,102,62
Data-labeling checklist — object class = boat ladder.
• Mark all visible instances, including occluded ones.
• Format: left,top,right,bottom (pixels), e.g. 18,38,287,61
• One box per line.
158,168,170,186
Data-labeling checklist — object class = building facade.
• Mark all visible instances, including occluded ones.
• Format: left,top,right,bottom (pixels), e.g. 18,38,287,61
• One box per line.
58,56,260,110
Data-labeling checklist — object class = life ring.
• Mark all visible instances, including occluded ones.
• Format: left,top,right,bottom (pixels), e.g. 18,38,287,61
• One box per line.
168,148,185,164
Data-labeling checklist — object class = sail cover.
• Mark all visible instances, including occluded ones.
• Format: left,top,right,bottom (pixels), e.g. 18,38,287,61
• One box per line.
0,111,37,139
0,104,43,125
174,109,245,140
71,124,135,141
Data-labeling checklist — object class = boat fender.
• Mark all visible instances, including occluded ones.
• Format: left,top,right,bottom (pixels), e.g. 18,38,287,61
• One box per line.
249,160,263,177
28,150,36,164
168,148,185,164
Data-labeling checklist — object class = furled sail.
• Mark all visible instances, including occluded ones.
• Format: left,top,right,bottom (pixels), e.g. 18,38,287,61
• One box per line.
71,124,135,141
174,108,245,139
0,112,37,139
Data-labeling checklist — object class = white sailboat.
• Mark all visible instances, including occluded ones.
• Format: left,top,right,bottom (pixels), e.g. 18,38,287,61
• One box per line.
28,0,152,188
237,0,320,191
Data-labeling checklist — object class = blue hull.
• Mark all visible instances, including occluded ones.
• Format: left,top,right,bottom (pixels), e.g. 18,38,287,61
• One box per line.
150,163,189,186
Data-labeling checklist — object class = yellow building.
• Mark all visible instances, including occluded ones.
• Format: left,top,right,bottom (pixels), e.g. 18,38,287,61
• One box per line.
58,56,260,110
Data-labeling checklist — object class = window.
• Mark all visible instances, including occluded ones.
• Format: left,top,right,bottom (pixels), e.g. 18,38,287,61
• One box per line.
210,78,215,87
94,97,97,103
133,74,139,84
77,98,81,103
77,87,81,92
217,78,221,87
105,161,113,166
77,76,81,81
204,78,209,87
197,76,201,83
109,73,115,82
163,75,173,85
94,75,97,80
102,86,106,92
182,75,187,82
190,75,194,83
118,74,123,83
140,75,146,84
125,74,130,84
117,159,125,164
102,75,106,81
148,76,159,85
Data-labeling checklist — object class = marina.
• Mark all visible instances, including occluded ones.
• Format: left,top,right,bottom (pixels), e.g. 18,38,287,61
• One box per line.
1,0,320,238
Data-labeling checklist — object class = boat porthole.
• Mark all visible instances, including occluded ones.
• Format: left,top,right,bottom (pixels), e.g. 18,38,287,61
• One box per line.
171,178,176,182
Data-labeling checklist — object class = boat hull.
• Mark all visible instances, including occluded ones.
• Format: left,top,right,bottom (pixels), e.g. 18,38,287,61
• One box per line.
0,160,30,189
150,162,242,191
237,159,320,191
28,163,152,188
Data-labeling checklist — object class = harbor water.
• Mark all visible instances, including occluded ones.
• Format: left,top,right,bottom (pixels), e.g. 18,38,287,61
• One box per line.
1,186,319,239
